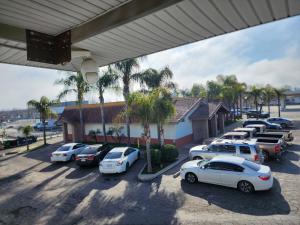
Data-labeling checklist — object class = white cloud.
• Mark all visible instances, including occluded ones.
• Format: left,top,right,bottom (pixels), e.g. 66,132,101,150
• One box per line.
140,27,300,89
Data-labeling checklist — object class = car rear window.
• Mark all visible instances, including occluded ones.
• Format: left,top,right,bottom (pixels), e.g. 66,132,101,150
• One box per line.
242,160,261,171
105,152,123,159
81,147,97,154
57,146,70,151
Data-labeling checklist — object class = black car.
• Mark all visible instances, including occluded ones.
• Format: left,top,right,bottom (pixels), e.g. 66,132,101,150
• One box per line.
246,110,270,118
76,144,112,166
242,120,282,130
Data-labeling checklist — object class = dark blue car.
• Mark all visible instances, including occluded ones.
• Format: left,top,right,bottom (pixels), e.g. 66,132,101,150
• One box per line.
266,117,293,128
242,120,282,130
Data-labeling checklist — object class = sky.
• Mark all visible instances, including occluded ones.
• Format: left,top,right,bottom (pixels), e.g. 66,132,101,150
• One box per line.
0,15,299,110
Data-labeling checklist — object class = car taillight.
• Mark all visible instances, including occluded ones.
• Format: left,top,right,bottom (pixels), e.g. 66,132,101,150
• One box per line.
259,175,270,181
275,144,281,153
87,156,95,160
75,157,80,161
254,154,259,161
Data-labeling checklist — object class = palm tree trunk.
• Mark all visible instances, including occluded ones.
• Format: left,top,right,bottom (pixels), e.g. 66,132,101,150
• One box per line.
42,120,46,145
125,102,131,146
268,98,271,114
277,95,281,117
255,96,258,111
232,103,236,121
160,124,165,146
145,124,152,173
157,123,161,147
99,92,107,143
123,83,131,146
239,93,243,117
79,105,84,141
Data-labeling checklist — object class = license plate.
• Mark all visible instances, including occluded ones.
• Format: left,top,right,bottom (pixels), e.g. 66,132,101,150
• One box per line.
81,159,86,162
106,164,113,168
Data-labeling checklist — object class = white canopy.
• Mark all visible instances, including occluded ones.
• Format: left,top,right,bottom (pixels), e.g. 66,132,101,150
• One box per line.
0,0,299,71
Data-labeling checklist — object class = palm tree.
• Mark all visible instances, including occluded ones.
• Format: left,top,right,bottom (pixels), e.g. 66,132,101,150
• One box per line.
187,83,207,98
262,85,275,114
18,125,34,151
127,91,155,173
274,88,286,117
235,82,247,117
152,88,175,147
55,72,90,141
95,66,119,143
27,96,57,145
249,85,262,111
206,80,222,102
114,58,141,145
139,66,176,91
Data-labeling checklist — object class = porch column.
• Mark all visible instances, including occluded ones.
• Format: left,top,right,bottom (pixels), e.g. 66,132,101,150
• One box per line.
210,115,218,137
218,113,225,133
63,122,68,143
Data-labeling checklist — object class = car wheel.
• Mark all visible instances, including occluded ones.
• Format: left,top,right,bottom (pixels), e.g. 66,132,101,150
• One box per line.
193,156,203,160
262,151,269,162
238,180,254,193
185,172,198,184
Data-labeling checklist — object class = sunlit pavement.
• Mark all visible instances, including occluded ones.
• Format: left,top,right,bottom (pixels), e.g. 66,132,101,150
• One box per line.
0,106,299,225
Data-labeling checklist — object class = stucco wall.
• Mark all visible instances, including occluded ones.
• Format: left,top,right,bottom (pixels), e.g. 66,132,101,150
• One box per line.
85,123,176,140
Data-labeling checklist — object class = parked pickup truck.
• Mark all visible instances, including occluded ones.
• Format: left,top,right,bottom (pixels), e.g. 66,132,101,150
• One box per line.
255,138,282,161
234,127,257,138
189,139,263,164
255,133,287,149
264,130,294,142
220,132,250,140
245,124,266,133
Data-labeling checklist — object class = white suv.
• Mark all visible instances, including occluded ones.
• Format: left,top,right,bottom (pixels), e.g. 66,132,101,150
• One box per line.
189,139,263,164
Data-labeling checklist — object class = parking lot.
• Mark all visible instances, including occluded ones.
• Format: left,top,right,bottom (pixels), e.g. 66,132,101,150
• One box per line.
0,107,300,225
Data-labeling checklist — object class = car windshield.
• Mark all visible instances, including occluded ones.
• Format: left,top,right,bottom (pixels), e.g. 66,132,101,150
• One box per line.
197,160,208,167
105,152,123,159
57,146,70,151
242,160,261,171
81,147,97,154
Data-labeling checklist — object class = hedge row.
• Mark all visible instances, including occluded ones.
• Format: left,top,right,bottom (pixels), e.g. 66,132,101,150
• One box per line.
150,144,179,165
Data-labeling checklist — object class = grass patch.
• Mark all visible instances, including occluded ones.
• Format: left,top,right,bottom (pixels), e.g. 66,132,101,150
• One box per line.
141,161,174,174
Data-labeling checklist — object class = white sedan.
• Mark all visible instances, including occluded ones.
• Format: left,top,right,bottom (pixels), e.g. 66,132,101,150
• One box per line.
50,143,86,162
99,147,140,174
180,156,273,193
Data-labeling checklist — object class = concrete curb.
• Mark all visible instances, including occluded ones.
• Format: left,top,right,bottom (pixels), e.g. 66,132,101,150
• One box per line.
138,155,188,182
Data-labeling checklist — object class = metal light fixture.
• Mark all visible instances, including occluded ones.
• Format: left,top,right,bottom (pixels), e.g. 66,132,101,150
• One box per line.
81,58,99,84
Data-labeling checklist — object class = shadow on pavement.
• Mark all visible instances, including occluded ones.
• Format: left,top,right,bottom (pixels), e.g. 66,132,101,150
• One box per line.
180,178,290,216
264,144,300,175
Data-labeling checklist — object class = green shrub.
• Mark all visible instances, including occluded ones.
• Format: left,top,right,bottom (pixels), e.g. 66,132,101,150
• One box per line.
150,149,161,165
151,143,161,149
161,144,178,162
